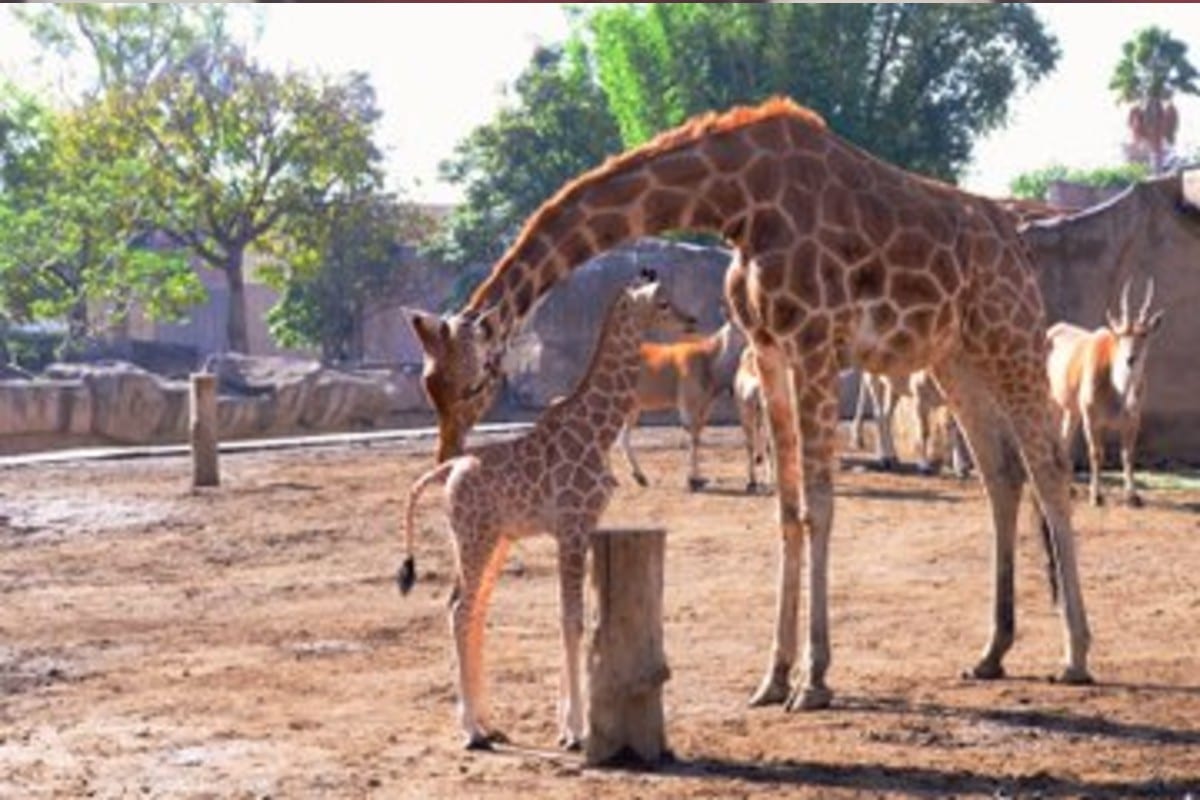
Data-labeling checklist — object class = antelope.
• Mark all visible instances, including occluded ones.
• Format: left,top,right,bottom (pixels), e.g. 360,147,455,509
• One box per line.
618,317,746,490
1047,277,1164,507
850,370,971,477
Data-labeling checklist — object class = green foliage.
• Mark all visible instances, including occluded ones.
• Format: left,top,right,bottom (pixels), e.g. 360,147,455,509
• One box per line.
430,43,623,268
0,84,203,341
581,3,1059,181
1007,163,1149,201
1110,26,1199,105
16,4,388,354
264,192,409,362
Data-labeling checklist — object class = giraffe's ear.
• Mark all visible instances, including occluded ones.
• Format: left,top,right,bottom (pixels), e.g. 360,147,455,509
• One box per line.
406,309,449,357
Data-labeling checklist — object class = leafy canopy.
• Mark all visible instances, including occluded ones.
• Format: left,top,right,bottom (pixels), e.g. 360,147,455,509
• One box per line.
581,3,1059,181
435,3,1059,270
429,42,622,268
1110,25,1199,105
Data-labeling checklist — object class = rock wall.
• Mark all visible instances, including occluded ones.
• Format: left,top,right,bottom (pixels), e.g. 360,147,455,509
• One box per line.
0,357,412,454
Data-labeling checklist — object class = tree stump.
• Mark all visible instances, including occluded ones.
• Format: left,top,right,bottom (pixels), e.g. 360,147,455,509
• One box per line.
586,528,670,767
190,373,219,488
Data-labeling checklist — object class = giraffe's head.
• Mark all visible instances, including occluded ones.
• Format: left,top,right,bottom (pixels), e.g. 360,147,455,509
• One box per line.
1104,277,1165,397
407,307,505,462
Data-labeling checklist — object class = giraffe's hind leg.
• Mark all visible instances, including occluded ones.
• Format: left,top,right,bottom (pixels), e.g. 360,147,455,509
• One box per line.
554,523,591,749
450,530,510,749
930,361,1025,680
938,332,1091,684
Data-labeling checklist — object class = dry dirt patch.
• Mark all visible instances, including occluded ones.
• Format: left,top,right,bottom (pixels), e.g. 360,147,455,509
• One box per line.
0,430,1197,798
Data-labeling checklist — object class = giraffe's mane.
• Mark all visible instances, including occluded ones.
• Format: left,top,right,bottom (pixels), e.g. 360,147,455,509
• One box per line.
466,97,826,312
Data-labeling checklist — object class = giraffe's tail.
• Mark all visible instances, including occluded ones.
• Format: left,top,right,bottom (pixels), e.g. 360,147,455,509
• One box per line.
398,460,456,596
1030,497,1060,605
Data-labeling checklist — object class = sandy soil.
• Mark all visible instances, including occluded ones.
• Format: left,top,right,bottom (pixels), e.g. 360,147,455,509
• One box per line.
1,427,1198,799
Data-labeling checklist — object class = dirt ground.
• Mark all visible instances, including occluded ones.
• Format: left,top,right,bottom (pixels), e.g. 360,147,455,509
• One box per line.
1,426,1198,799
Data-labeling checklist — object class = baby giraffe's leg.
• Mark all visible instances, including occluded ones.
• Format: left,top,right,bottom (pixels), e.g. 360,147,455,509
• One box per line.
450,530,510,750
554,525,590,750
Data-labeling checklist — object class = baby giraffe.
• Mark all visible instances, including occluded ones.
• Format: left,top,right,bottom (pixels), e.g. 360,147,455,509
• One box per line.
397,271,695,751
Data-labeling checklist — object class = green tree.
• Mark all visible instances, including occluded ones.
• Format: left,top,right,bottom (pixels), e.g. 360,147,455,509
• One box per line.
20,4,386,354
264,192,409,362
130,44,385,353
430,42,622,268
1110,25,1199,174
1008,163,1149,201
0,85,201,349
582,3,1059,181
16,2,232,94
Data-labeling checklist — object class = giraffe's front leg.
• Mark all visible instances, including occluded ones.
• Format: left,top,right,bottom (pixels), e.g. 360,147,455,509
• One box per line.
555,531,589,750
785,368,838,713
748,346,801,707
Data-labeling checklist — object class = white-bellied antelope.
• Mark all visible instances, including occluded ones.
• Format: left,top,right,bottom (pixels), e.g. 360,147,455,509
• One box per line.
1046,277,1164,507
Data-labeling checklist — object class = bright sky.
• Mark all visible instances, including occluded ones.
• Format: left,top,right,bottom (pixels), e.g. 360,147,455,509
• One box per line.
3,3,1200,204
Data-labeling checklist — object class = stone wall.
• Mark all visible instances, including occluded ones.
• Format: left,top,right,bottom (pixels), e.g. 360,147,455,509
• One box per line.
0,357,410,455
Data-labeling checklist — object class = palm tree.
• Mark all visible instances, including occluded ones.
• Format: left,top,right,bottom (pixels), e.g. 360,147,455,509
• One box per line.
1110,26,1199,174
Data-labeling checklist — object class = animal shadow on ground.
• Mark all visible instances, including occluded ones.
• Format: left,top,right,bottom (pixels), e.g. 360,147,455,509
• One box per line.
486,687,1200,797
665,689,1198,797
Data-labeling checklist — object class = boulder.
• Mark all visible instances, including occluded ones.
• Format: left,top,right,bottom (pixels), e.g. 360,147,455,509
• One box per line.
0,379,93,437
44,361,167,444
508,238,732,408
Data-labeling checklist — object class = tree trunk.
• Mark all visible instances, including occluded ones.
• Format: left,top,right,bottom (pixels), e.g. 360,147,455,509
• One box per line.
586,528,671,767
224,248,250,354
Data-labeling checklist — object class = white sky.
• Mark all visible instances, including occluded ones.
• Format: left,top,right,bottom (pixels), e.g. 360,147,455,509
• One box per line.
3,3,1200,204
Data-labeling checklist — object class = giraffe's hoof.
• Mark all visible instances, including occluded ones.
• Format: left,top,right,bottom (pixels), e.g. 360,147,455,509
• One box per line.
558,734,584,752
876,457,900,473
1126,493,1144,508
1090,493,1105,507
786,685,832,712
965,660,1006,681
688,477,709,492
464,734,495,751
745,480,759,494
1053,666,1094,686
633,473,649,488
748,674,791,707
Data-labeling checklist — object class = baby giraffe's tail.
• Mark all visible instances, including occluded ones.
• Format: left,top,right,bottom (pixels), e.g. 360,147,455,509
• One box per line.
397,460,456,595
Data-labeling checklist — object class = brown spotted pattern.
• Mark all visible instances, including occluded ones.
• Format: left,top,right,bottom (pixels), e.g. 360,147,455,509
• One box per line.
408,98,1093,716
400,279,692,749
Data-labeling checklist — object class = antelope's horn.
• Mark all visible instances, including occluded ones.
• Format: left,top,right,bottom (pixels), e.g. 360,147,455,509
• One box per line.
1138,277,1156,323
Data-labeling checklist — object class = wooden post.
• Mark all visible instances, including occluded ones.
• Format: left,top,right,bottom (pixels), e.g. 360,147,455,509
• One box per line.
190,373,219,487
586,528,670,767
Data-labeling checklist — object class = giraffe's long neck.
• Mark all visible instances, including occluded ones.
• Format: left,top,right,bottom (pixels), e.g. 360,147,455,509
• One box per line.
463,99,830,350
557,299,644,451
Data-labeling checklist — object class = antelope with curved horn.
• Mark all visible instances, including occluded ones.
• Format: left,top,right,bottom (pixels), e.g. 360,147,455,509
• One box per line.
1047,277,1165,507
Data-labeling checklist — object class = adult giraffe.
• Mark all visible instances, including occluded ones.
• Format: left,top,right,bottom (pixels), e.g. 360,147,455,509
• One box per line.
408,98,1092,711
